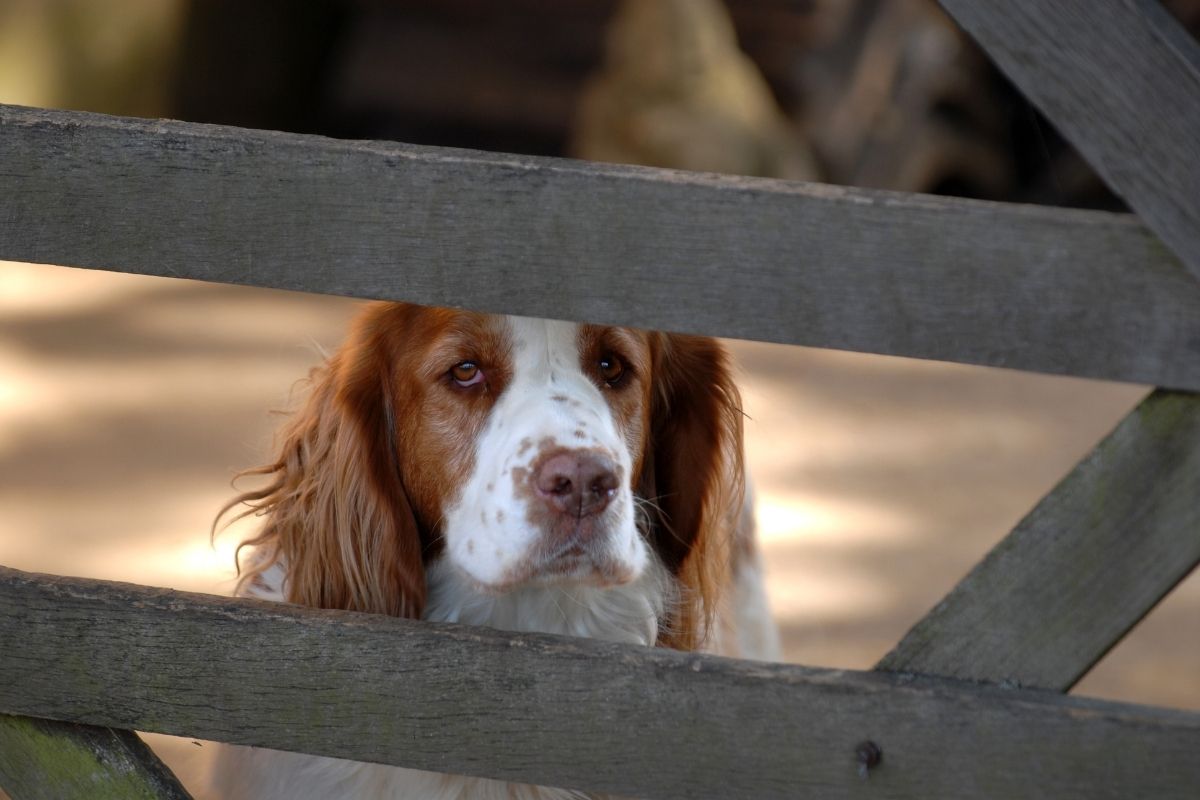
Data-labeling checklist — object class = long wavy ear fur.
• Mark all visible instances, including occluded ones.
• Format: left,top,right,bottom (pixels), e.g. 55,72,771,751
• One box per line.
219,313,425,618
643,334,745,650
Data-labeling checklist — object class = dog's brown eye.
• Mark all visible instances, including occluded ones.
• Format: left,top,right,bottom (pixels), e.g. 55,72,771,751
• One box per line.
450,361,483,387
598,354,624,386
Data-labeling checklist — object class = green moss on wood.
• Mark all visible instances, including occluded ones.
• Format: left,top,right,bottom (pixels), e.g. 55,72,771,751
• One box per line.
0,714,190,800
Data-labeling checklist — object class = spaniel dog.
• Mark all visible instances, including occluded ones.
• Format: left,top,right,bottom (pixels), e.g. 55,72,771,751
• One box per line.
211,302,779,799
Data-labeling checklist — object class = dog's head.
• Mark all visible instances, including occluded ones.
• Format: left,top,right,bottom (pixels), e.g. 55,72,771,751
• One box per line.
227,302,743,648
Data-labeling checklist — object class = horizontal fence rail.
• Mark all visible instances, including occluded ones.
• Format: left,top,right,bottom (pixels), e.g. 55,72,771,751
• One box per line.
2,104,1200,390
2,566,1200,799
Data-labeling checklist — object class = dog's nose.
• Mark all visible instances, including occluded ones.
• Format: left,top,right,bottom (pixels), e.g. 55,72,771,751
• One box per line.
534,450,618,519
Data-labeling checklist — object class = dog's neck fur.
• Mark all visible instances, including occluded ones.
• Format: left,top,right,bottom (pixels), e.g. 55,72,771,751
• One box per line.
248,550,673,645
422,555,674,645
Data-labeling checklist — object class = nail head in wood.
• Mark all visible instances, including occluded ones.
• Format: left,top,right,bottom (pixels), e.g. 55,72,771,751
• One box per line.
855,740,883,780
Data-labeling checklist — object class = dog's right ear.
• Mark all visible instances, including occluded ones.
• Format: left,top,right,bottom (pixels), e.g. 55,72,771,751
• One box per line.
222,309,426,619
639,333,745,650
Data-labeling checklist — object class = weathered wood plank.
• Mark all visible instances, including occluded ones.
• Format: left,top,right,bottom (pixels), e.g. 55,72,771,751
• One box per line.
2,103,1199,389
0,714,191,800
1,567,1199,799
937,0,1200,279
878,390,1200,690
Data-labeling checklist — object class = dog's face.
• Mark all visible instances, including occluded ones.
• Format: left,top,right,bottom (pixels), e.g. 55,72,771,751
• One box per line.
382,309,655,591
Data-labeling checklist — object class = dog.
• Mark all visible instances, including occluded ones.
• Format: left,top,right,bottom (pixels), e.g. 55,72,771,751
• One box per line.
211,302,779,799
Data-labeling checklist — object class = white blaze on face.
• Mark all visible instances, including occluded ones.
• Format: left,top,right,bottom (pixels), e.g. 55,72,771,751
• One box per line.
441,317,646,589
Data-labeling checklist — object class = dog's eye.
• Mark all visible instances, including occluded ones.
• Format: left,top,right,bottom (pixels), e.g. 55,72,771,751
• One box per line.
598,354,625,386
450,361,484,387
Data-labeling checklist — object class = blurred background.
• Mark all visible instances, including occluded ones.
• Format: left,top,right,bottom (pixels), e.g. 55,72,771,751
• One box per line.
1,1,1197,795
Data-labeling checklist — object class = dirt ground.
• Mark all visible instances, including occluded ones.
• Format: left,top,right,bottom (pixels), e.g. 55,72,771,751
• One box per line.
2,259,1195,796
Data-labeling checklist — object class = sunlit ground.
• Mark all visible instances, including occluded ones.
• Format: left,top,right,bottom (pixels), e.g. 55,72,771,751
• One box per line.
2,260,1195,796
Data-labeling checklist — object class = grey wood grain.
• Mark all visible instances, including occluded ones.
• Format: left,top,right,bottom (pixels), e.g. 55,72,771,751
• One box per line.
2,104,1199,389
0,715,191,800
937,0,1200,279
2,567,1199,799
878,390,1200,690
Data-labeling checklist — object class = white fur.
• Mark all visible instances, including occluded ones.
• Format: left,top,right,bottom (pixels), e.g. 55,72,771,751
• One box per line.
712,480,782,662
442,318,646,589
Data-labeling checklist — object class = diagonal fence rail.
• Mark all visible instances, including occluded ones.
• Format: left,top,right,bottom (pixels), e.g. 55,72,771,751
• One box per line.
879,389,1200,689
937,0,1200,280
0,716,192,800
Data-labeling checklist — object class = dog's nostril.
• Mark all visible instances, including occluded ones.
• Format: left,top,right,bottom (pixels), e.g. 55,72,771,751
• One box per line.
534,450,618,519
589,474,617,498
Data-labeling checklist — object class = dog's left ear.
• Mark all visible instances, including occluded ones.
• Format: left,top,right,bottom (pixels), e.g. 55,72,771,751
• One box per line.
640,333,745,650
323,324,428,618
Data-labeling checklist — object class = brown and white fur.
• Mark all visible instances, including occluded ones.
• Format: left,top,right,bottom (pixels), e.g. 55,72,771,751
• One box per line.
211,302,779,799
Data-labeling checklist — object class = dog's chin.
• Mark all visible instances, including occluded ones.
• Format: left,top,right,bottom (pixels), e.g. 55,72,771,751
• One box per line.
459,546,645,596
525,552,643,590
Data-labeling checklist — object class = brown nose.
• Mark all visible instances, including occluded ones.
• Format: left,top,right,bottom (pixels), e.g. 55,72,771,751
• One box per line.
534,450,619,519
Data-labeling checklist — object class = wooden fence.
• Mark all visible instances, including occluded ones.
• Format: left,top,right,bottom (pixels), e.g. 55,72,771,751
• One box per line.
1,2,1198,797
